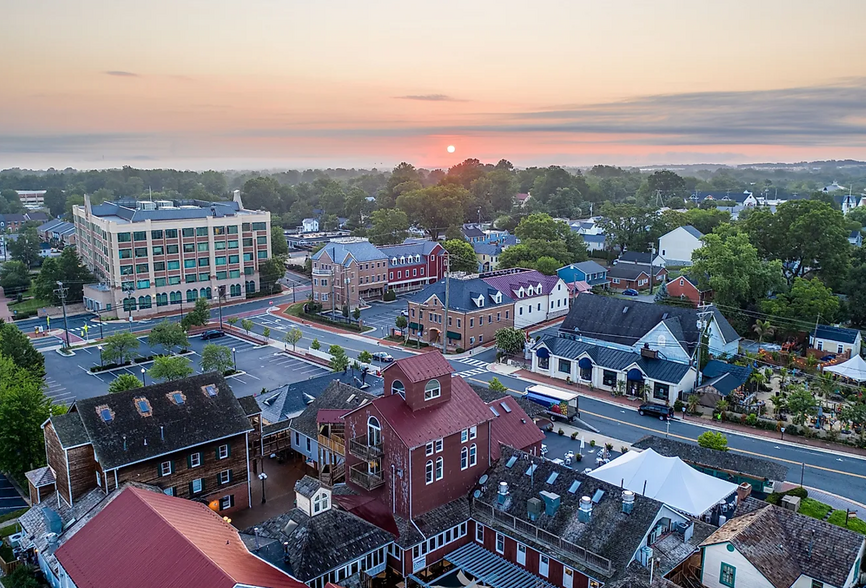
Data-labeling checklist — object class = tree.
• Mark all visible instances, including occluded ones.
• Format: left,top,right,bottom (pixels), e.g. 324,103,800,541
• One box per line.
262,327,271,340
697,431,729,451
242,176,281,211
0,355,53,479
691,225,785,309
752,319,775,349
444,239,477,273
352,307,361,320
147,321,189,355
43,187,67,218
201,343,234,374
495,327,525,356
259,258,284,295
358,350,373,364
0,189,24,214
271,225,289,258
32,248,95,304
368,209,410,245
311,338,321,350
148,355,194,382
0,260,30,295
787,386,818,425
284,327,302,351
742,201,849,284
9,226,41,268
598,203,655,253
5,563,41,588
181,298,210,330
241,318,254,335
395,315,408,342
488,377,508,393
535,257,559,275
646,170,687,198
100,331,140,365
0,320,45,378
761,277,840,326
227,316,238,328
397,185,469,240
108,374,144,394
329,344,349,372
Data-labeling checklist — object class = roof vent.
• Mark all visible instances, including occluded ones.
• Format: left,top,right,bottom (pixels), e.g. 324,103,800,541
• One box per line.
539,490,561,517
498,482,509,504
578,496,592,523
527,497,543,521
622,490,635,514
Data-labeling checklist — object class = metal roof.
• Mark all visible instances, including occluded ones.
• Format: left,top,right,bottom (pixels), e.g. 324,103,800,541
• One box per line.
424,542,557,588
812,324,860,344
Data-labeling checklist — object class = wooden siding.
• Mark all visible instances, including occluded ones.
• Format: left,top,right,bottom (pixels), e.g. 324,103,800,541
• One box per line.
44,422,71,506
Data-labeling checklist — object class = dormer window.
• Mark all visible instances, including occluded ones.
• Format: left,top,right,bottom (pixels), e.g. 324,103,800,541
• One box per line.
313,491,330,514
392,379,405,396
134,397,152,417
424,379,441,401
97,405,114,423
415,254,421,263
391,257,397,265
400,256,405,264
168,391,185,405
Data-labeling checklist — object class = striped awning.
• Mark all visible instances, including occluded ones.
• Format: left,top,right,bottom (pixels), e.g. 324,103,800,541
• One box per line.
429,542,558,588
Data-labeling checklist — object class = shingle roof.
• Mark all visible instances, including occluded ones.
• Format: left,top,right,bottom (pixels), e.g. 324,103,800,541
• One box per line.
481,269,562,298
258,371,383,426
618,251,652,264
25,466,55,488
812,324,860,344
294,475,322,498
379,240,442,259
246,505,393,582
71,373,252,470
236,395,261,417
370,377,492,449
469,384,547,421
699,360,752,396
473,242,502,256
701,503,864,588
383,351,454,383
55,486,304,588
710,307,741,343
679,225,703,239
564,260,607,275
475,446,664,580
536,336,693,385
487,396,546,460
290,381,376,440
51,411,90,448
631,435,788,481
607,263,653,280
407,278,513,312
311,238,386,266
393,497,472,548
461,224,486,238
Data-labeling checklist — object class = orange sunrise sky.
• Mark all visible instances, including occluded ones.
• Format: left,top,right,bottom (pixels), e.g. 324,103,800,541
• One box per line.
2,0,866,169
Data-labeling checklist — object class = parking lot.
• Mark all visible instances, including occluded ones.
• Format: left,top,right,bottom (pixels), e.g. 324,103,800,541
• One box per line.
360,300,408,339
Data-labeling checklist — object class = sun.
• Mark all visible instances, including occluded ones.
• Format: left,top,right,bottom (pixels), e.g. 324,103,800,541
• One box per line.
447,145,456,153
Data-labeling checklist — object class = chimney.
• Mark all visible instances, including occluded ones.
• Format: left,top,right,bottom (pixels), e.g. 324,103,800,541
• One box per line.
498,482,509,505
578,496,592,523
736,482,752,503
622,490,635,514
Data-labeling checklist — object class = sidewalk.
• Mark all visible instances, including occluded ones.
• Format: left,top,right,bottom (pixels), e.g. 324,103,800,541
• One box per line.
0,286,13,322
516,367,866,459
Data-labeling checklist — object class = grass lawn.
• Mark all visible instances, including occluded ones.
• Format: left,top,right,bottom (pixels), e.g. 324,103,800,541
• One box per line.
8,296,50,314
828,509,866,535
0,524,21,539
281,302,365,333
798,498,833,520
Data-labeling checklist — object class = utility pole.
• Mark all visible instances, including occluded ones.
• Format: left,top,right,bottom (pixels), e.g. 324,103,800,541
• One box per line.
217,285,225,330
442,255,450,353
54,281,71,349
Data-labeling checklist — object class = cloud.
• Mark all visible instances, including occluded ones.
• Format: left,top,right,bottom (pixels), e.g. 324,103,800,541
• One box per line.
0,133,153,154
104,70,139,77
396,94,461,102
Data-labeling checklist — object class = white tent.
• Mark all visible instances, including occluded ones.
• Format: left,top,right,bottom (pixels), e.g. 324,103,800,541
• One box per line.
589,448,738,517
823,354,866,383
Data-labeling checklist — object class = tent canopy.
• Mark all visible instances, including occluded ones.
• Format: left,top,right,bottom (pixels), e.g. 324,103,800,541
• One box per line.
589,448,738,517
824,354,866,383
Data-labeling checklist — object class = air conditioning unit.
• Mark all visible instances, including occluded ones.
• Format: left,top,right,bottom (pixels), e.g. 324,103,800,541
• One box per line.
638,546,653,567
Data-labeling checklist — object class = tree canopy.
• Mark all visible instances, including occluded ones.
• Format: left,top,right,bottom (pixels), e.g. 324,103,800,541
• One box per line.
443,239,477,273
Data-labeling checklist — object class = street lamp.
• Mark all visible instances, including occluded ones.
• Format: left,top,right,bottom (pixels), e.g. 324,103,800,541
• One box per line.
258,471,268,504
232,347,237,372
141,367,147,386
97,345,104,368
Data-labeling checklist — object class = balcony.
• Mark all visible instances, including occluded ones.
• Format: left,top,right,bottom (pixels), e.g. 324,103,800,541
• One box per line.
312,268,333,276
318,433,346,456
349,463,385,490
348,435,383,461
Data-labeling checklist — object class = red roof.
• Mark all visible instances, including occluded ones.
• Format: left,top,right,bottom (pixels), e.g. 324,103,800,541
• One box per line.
487,396,546,460
373,376,492,448
54,486,305,588
384,352,453,383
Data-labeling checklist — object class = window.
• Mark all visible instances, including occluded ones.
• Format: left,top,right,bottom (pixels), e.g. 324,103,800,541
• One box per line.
219,470,231,484
160,461,172,476
461,447,468,469
214,241,226,250
838,344,844,354
120,265,134,275
424,379,441,400
811,581,824,588
470,318,474,327
217,444,229,459
719,563,736,588
191,478,203,494
461,429,469,443
391,379,405,396
252,222,267,231
136,279,150,289
151,230,163,240
367,417,381,447
184,259,196,269
602,370,617,387
653,382,670,401
227,225,238,234
117,232,131,242
198,257,209,266
313,492,330,513
469,426,477,440
219,495,235,510
185,274,197,283
196,227,208,236
133,231,146,241
257,236,268,244
167,245,179,254
163,487,175,497
426,460,434,484
229,254,239,263
495,533,505,553
197,242,209,252
165,229,178,238
152,245,164,255
189,452,201,468
558,358,571,374
243,237,253,246
182,228,194,237
169,276,181,285
517,543,526,565
119,249,132,259
435,438,443,452
540,555,550,577
215,256,226,266
469,444,477,466
228,239,238,249
426,441,434,456
435,457,443,480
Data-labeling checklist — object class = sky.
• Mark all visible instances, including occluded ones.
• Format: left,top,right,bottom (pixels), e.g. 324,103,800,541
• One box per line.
3,0,866,170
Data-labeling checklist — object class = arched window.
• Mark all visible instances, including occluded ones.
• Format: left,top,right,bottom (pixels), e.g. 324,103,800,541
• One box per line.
435,457,443,480
138,295,152,309
415,254,420,263
424,379,441,401
391,379,405,396
186,289,197,302
425,460,434,484
367,416,381,447
469,444,477,467
461,447,468,470
170,291,181,304
123,297,137,312
156,293,168,307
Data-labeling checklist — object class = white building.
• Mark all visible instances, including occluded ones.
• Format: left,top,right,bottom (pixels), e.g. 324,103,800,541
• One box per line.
810,325,862,357
657,225,703,267
302,218,320,233
480,268,569,329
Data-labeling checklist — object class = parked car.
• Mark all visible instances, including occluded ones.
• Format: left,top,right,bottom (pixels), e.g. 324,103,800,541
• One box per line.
622,289,639,297
400,310,409,317
638,403,673,421
371,351,394,362
200,329,225,340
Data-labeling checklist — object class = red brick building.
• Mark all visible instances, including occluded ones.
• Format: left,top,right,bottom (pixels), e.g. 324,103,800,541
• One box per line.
380,240,447,294
665,275,711,307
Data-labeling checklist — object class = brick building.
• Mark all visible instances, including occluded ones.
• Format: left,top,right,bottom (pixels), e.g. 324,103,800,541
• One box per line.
311,238,388,309
379,240,446,294
664,275,711,307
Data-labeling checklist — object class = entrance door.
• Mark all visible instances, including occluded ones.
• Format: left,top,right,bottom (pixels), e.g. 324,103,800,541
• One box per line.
564,567,574,588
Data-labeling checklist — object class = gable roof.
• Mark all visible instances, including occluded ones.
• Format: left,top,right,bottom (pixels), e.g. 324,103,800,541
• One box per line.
486,396,546,460
50,411,91,448
699,360,752,396
290,381,377,439
384,352,453,383
630,435,788,481
55,486,305,588
379,240,442,258
461,224,486,238
678,225,703,239
258,371,383,426
710,307,741,344
71,373,252,470
618,251,653,264
607,263,653,280
481,269,562,298
812,324,860,344
701,503,864,588
469,383,548,421
407,278,513,312
311,238,386,266
473,242,502,256
563,260,607,276
370,376,492,448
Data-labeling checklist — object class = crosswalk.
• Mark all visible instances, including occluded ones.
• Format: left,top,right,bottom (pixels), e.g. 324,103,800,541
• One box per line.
453,358,489,377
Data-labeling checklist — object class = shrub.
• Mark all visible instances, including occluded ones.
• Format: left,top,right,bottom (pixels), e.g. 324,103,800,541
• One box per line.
698,431,729,451
746,413,758,426
383,289,396,301
589,439,596,447
673,399,684,413
455,347,464,353
571,432,578,440
311,338,321,350
786,487,808,499
621,446,629,453
574,453,583,461
557,428,565,436
605,442,613,451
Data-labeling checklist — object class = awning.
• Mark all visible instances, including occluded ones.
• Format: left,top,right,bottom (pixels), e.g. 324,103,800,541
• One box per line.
578,357,593,369
446,331,461,340
417,542,558,588
627,368,644,381
536,347,550,359
408,322,420,330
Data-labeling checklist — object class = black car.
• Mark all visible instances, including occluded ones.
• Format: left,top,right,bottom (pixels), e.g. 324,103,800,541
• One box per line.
638,403,674,421
200,329,225,340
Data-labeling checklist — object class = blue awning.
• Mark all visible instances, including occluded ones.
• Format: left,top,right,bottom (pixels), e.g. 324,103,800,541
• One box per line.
536,347,550,359
627,368,644,381
419,542,558,588
578,357,593,369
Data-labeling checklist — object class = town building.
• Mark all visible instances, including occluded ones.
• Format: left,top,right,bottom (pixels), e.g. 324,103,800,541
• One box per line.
37,219,76,247
849,230,863,248
616,251,654,265
49,485,307,588
72,193,271,318
607,263,667,291
480,268,569,329
0,211,49,232
406,276,513,351
303,218,320,233
810,324,862,358
461,223,487,244
379,240,446,294
557,261,610,295
694,360,754,408
656,225,703,267
16,189,47,206
311,238,388,309
664,275,711,307
473,242,503,272
29,373,255,515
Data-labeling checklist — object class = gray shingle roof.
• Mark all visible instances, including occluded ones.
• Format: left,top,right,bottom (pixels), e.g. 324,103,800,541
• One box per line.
699,360,752,396
565,260,607,275
607,263,654,280
51,412,91,448
311,239,387,266
618,251,652,264
236,395,261,417
290,381,376,440
394,497,471,548
812,324,860,344
294,475,322,498
710,307,741,344
631,435,788,481
379,240,441,260
680,225,703,239
461,224,486,238
71,373,252,470
536,336,692,385
408,278,513,312
701,503,864,588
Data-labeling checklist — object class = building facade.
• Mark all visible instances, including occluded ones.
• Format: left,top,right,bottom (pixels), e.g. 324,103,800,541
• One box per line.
657,225,703,267
311,238,388,309
380,240,446,294
480,268,569,329
73,194,271,318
